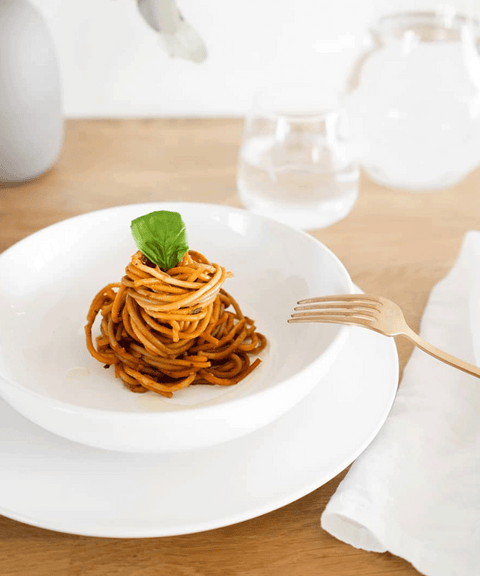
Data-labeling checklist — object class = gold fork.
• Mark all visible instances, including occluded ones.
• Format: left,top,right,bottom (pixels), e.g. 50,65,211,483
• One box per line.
289,294,480,379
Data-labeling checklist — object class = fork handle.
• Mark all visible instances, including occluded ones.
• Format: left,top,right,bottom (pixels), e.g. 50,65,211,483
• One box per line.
402,326,480,379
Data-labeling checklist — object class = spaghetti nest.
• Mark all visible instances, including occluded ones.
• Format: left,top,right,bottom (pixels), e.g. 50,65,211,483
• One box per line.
85,250,266,397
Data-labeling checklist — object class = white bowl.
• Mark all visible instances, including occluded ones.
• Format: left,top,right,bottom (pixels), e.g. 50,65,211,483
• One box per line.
0,202,353,452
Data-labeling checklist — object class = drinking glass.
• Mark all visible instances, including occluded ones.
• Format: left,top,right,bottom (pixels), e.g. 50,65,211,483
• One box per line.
236,86,359,230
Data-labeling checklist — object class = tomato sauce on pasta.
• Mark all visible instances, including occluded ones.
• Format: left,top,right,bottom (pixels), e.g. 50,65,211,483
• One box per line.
85,250,266,397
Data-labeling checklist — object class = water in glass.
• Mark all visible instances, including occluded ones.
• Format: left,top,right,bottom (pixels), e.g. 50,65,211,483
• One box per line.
237,110,359,230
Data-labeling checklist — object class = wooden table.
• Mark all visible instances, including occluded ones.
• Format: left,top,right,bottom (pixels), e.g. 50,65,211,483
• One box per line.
1,119,478,575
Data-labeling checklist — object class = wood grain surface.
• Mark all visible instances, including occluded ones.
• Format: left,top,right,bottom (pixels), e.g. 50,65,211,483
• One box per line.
1,118,478,576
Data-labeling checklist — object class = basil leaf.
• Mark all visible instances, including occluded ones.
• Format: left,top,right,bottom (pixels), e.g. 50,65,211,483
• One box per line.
131,210,189,271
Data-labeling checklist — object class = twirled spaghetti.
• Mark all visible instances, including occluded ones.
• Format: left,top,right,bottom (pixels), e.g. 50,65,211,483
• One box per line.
85,250,266,397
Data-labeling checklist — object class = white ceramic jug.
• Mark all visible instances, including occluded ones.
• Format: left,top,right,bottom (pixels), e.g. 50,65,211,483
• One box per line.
0,0,63,183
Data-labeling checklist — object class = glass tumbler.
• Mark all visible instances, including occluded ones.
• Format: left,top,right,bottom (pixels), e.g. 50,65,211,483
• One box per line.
237,87,359,230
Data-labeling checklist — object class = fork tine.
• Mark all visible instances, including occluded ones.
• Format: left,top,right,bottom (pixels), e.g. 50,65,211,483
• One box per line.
294,302,379,316
291,309,377,321
297,294,382,306
288,315,372,327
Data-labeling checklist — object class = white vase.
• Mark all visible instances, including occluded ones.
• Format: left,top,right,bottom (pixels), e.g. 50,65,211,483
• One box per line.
0,0,63,183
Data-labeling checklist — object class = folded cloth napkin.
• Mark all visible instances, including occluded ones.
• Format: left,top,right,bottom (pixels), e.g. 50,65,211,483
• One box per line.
321,231,480,576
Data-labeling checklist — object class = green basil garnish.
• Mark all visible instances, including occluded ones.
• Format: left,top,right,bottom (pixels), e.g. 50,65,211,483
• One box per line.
131,210,189,271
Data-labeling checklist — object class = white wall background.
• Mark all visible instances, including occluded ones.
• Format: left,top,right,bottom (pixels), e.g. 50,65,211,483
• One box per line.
30,0,375,118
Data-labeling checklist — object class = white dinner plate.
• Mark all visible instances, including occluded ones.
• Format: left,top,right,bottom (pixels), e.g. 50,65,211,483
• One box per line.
0,325,398,537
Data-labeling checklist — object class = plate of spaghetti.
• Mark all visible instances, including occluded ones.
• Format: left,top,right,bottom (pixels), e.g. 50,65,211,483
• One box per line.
0,202,353,452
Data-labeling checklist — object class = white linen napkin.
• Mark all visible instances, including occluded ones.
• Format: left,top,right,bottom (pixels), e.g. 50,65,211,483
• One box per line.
321,231,480,576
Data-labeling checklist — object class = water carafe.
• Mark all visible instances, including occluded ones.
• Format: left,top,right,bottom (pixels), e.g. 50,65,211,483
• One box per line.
344,0,480,191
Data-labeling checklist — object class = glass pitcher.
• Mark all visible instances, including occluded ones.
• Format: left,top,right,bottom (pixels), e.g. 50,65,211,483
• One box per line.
344,0,480,191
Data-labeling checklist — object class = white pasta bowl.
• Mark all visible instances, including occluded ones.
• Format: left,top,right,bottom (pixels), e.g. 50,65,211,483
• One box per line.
0,202,353,452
